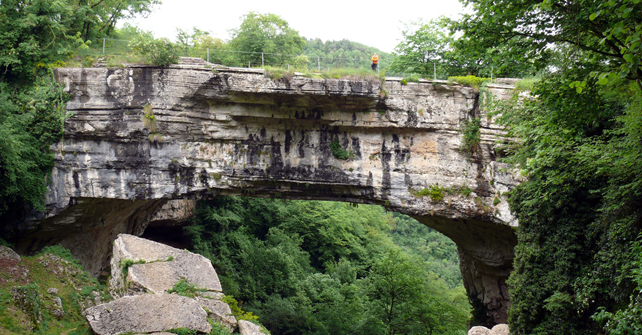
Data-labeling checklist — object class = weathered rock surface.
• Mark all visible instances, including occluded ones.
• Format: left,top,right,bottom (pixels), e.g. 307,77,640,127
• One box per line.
469,326,491,335
0,246,21,263
109,234,221,298
239,320,269,335
491,323,510,335
149,199,196,227
19,61,521,325
196,296,237,332
468,324,510,335
87,235,237,335
85,294,212,335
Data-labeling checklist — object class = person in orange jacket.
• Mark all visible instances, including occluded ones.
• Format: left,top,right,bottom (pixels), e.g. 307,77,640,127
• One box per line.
371,53,378,71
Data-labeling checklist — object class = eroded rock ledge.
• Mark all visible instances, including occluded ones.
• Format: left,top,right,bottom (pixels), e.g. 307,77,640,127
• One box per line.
21,59,520,326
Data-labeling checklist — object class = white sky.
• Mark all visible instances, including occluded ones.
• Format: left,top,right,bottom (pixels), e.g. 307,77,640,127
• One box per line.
123,0,466,53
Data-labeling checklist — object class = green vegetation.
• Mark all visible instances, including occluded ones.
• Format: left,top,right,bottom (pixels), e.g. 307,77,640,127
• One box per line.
303,38,393,72
448,0,642,332
448,76,491,89
221,295,259,322
329,140,353,160
230,12,305,68
142,104,162,142
0,0,160,233
514,77,540,92
0,246,111,334
184,197,470,335
130,34,180,66
167,278,200,298
460,117,481,155
411,184,447,202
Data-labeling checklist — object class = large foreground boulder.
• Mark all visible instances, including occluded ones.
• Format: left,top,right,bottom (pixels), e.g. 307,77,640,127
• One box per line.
85,234,242,335
109,234,222,297
85,294,212,335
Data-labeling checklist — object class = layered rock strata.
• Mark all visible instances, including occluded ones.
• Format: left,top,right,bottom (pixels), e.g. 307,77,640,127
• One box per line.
23,59,519,325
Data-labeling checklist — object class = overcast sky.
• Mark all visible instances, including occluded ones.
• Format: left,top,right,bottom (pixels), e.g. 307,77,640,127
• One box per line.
123,0,466,53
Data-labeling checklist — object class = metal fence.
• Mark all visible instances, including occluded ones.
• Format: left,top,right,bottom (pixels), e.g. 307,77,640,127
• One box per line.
80,38,398,75
78,38,480,80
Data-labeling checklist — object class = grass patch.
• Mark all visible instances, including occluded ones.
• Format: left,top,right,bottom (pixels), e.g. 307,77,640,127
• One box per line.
0,246,112,334
514,77,540,91
411,184,447,202
265,66,382,84
37,245,82,269
448,76,491,89
264,66,295,82
167,328,199,335
330,140,354,160
401,74,422,85
209,320,233,335
167,278,200,298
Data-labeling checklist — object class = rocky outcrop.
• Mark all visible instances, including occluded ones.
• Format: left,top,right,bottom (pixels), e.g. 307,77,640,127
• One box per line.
109,234,221,298
19,60,521,325
85,294,212,335
86,234,241,335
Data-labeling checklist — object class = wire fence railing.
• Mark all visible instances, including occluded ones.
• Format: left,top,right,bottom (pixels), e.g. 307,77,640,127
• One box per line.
76,38,477,81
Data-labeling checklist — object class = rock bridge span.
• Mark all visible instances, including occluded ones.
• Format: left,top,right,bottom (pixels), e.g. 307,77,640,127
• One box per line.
25,60,520,326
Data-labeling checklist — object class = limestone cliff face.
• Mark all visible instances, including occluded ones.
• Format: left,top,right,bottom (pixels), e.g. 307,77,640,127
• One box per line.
22,59,520,326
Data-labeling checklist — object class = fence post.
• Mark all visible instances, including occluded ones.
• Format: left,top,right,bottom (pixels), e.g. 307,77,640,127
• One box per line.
207,48,209,63
102,38,105,54
434,63,436,80
318,56,320,72
491,66,494,82
262,52,264,68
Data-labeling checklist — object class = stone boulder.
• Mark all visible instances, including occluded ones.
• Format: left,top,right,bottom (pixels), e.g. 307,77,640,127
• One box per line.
85,294,211,335
0,245,21,263
109,234,221,297
239,320,270,335
196,296,237,332
491,323,510,335
469,326,490,335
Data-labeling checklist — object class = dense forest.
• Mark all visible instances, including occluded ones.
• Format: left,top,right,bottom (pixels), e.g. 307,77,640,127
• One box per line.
182,197,469,335
1,0,642,334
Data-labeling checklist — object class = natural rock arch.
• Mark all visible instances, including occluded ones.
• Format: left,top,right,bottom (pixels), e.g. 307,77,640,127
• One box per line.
19,60,520,326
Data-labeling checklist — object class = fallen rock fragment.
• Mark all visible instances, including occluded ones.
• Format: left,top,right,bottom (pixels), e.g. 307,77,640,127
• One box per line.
239,320,270,335
85,293,211,335
196,296,237,332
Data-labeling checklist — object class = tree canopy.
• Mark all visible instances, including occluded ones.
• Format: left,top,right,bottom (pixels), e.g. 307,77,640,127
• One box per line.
184,197,470,335
230,12,306,67
451,0,642,333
